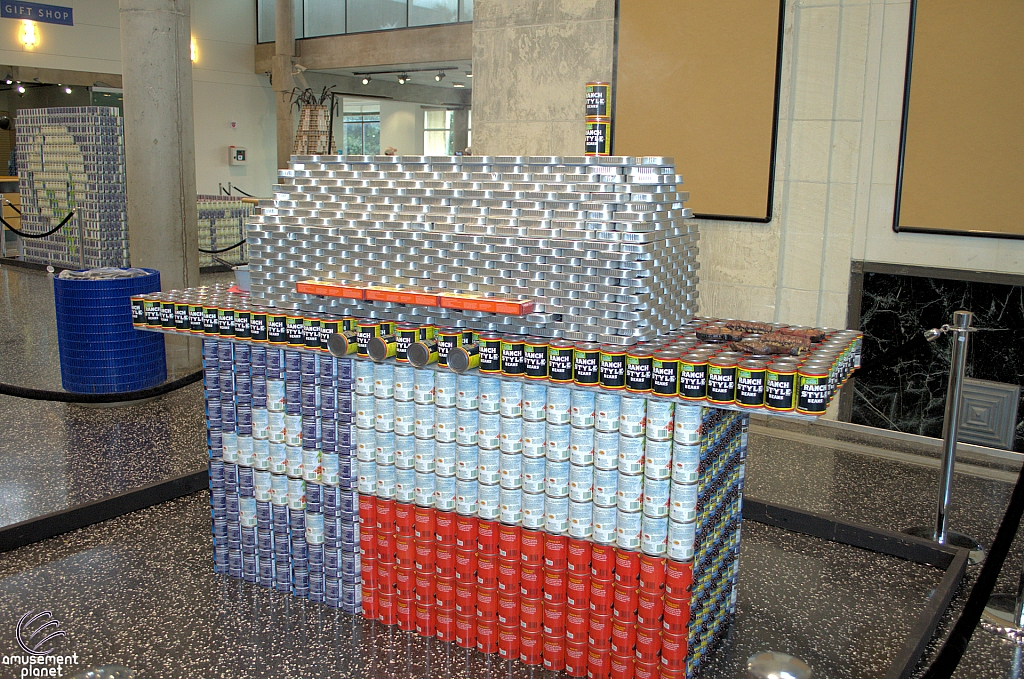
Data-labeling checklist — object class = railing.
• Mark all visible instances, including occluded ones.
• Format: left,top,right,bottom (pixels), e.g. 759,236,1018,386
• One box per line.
256,0,473,44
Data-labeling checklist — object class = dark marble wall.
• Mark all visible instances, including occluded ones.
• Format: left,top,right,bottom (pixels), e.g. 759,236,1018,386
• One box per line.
852,271,1024,452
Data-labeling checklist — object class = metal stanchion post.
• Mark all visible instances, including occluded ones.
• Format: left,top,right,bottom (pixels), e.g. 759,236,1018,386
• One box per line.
747,652,812,679
982,552,1024,644
905,310,985,564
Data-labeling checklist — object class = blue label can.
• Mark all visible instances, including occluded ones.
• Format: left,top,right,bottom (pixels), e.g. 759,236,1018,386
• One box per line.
522,456,546,493
616,509,642,550
617,473,644,512
546,424,571,462
456,375,479,410
619,397,647,437
435,372,457,407
374,363,394,399
436,407,458,443
456,445,479,480
394,365,416,401
644,439,672,480
544,495,569,534
435,441,457,476
414,471,435,506
569,427,595,465
394,401,415,436
456,479,478,514
568,463,594,502
321,386,336,411
618,435,645,474
667,519,696,561
500,452,523,489
593,468,618,507
478,377,501,413
478,447,500,485
396,467,416,502
414,403,436,439
434,474,456,511
671,444,700,484
670,482,698,523
286,445,304,478
499,381,523,417
594,431,619,470
646,399,674,441
414,437,436,472
395,435,415,469
414,369,435,404
354,362,374,395
499,487,523,524
456,409,478,445
478,482,500,519
642,477,670,517
478,413,500,450
500,416,523,453
522,491,546,529
641,514,668,556
568,500,593,539
375,431,395,465
522,383,547,421
546,387,571,424
545,460,570,497
570,390,596,428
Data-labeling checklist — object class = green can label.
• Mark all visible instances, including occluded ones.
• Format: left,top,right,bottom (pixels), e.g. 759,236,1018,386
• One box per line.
396,328,420,362
573,348,600,386
437,331,464,367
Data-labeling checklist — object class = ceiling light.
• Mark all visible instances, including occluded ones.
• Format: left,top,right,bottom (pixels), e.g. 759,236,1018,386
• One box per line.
20,20,39,49
466,72,473,78
361,75,371,85
435,71,445,82
64,86,72,94
16,85,26,94
190,36,198,62
398,74,409,85
4,77,11,85
453,82,465,88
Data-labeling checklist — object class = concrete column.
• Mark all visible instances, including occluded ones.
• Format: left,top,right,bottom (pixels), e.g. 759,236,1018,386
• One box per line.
452,108,470,154
119,0,200,373
274,0,296,168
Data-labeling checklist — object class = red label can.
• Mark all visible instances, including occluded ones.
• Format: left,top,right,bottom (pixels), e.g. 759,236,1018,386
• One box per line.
498,591,520,627
611,619,637,655
477,618,498,654
395,501,415,536
566,640,589,677
436,543,456,577
520,631,543,665
414,505,434,540
588,645,612,679
415,602,437,637
566,605,589,642
637,591,664,626
543,633,566,672
478,519,499,554
414,541,436,572
610,653,635,679
359,493,376,526
435,510,456,545
395,535,415,568
589,613,613,648
378,592,398,625
435,576,456,608
376,532,396,562
455,614,477,649
659,667,685,679
634,625,661,662
455,581,475,615
395,566,415,598
567,572,591,609
568,538,592,574
639,554,667,593
361,584,378,619
376,497,396,532
664,560,692,598
436,606,457,641
360,529,376,561
659,632,687,669
476,586,498,621
590,577,614,615
498,624,520,660
477,553,498,588
615,549,640,585
521,529,544,565
498,524,522,560
545,533,568,570
520,563,544,598
455,548,477,579
497,558,521,593
520,596,544,632
395,596,415,631
361,556,378,587
455,514,478,548
634,660,660,679
544,602,567,637
544,568,568,604
376,559,397,593
592,544,616,579
661,596,690,633
613,584,639,617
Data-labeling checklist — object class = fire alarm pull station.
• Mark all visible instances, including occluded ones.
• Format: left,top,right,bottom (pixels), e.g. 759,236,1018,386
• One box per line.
229,146,247,165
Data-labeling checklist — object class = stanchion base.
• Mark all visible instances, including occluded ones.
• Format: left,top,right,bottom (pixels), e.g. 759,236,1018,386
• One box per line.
746,652,812,679
903,526,985,565
982,593,1024,644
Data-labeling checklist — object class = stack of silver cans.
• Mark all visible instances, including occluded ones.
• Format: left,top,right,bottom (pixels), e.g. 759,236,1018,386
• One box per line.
247,155,698,344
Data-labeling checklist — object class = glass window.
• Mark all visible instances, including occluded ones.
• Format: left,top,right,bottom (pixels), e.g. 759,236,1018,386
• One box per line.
257,0,305,43
424,109,454,155
409,0,457,27
304,0,346,37
459,0,473,22
347,0,407,33
343,105,381,155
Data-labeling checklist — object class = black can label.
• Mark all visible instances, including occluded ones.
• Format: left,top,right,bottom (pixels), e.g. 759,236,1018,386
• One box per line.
268,315,288,344
652,358,679,396
500,339,525,376
548,347,575,383
174,302,190,331
585,118,611,156
131,298,145,326
765,370,795,411
202,305,219,335
585,83,611,117
250,313,269,342
318,321,338,349
160,301,175,328
706,365,736,404
235,311,251,340
600,351,626,389
188,304,204,333
797,375,829,414
286,316,305,346
438,331,463,367
217,308,235,337
479,338,502,373
144,300,162,327
396,329,419,362
356,322,381,357
303,319,321,350
573,349,600,386
524,343,548,379
735,367,766,407
625,354,653,393
679,362,707,400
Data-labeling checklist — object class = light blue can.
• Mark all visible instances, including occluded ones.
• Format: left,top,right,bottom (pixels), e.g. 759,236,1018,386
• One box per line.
270,473,289,505
593,505,617,544
374,363,394,399
595,393,620,432
435,372,458,407
544,495,569,534
394,401,416,436
252,408,269,440
288,477,307,510
499,487,523,524
673,405,703,445
478,447,501,484
356,428,376,461
395,435,415,468
303,449,322,482
436,407,458,443
414,471,436,506
646,399,674,441
434,474,456,510
644,439,672,480
268,410,286,443
238,435,255,467
616,509,642,550
354,361,374,395
478,482,500,519
478,413,500,450
569,427,595,465
670,481,698,522
546,387,571,424
618,435,645,474
568,463,594,502
414,437,436,472
269,442,287,474
642,477,670,517
286,445,304,478
254,470,273,502
357,460,377,494
456,479,478,514
522,491,546,529
522,456,546,493
641,514,668,556
305,512,325,544
593,468,618,507
523,419,546,458
500,452,523,488
394,365,416,401
499,381,523,417
594,431,619,470
667,519,696,561
395,467,416,502
283,416,302,448
568,500,593,538
457,409,479,445
545,459,570,497
375,431,396,465
413,369,435,404
570,390,596,428
456,375,479,410
619,397,647,437
435,441,457,476
322,453,339,486
253,438,271,471
672,444,700,484
414,403,435,439
240,497,258,528
546,424,571,462
354,395,375,429
478,377,501,413
523,383,547,420
456,445,479,480
617,473,644,511
267,379,286,412
500,416,523,453
374,398,395,433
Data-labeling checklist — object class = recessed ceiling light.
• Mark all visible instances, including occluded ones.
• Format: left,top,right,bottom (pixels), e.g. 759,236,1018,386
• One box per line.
466,72,473,78
453,82,465,88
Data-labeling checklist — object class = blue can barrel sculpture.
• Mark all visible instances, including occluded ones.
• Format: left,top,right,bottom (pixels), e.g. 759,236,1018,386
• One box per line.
53,268,166,393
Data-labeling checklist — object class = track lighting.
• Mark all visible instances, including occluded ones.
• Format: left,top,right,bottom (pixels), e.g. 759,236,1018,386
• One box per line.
435,71,445,82
17,85,26,94
398,74,409,85
64,86,72,94
361,76,371,85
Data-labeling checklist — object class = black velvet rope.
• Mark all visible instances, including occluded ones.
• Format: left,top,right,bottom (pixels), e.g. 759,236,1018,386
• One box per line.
198,240,246,254
0,211,76,239
0,370,202,403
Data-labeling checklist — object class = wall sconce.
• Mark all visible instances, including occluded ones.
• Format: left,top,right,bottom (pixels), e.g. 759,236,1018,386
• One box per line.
20,20,39,49
190,36,198,62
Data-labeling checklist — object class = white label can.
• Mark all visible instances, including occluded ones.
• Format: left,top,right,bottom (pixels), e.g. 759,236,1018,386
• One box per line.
641,514,668,556
354,395,375,429
616,509,642,550
523,383,547,421
645,399,674,441
617,472,644,512
321,452,339,486
478,413,500,450
478,447,501,484
644,439,673,480
478,482,500,519
456,445,479,480
267,379,286,412
254,470,272,502
396,467,416,502
271,472,290,505
593,505,617,544
456,375,479,410
568,500,594,538
395,435,415,469
546,424,571,462
500,416,524,453
305,510,324,544
394,401,415,436
593,468,618,507
499,381,523,417
619,397,647,437
288,477,307,510
670,481,698,523
500,452,523,488
269,442,287,474
303,449,322,482
413,471,435,507
376,463,396,498
434,474,456,510
252,408,269,439
435,441,457,476
547,387,571,425
594,431,619,470
237,435,255,467
268,410,286,443
570,390,596,428
414,437,435,472
394,365,416,401
354,362,374,395
545,460,570,497
568,463,594,502
375,398,395,433
569,427,595,465
254,438,271,471
478,377,501,413
435,406,458,443
522,491,546,529
456,479,478,514
356,428,376,461
414,403,436,439
457,409,479,445
545,495,569,534
358,461,377,493
435,372,457,407
642,477,671,517
500,487,523,524
674,405,703,445
285,445,304,478
667,519,696,561
285,414,303,447
374,363,394,399
672,444,700,484
523,419,547,458
595,393,620,432
618,435,645,474
522,456,546,493
413,369,435,404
